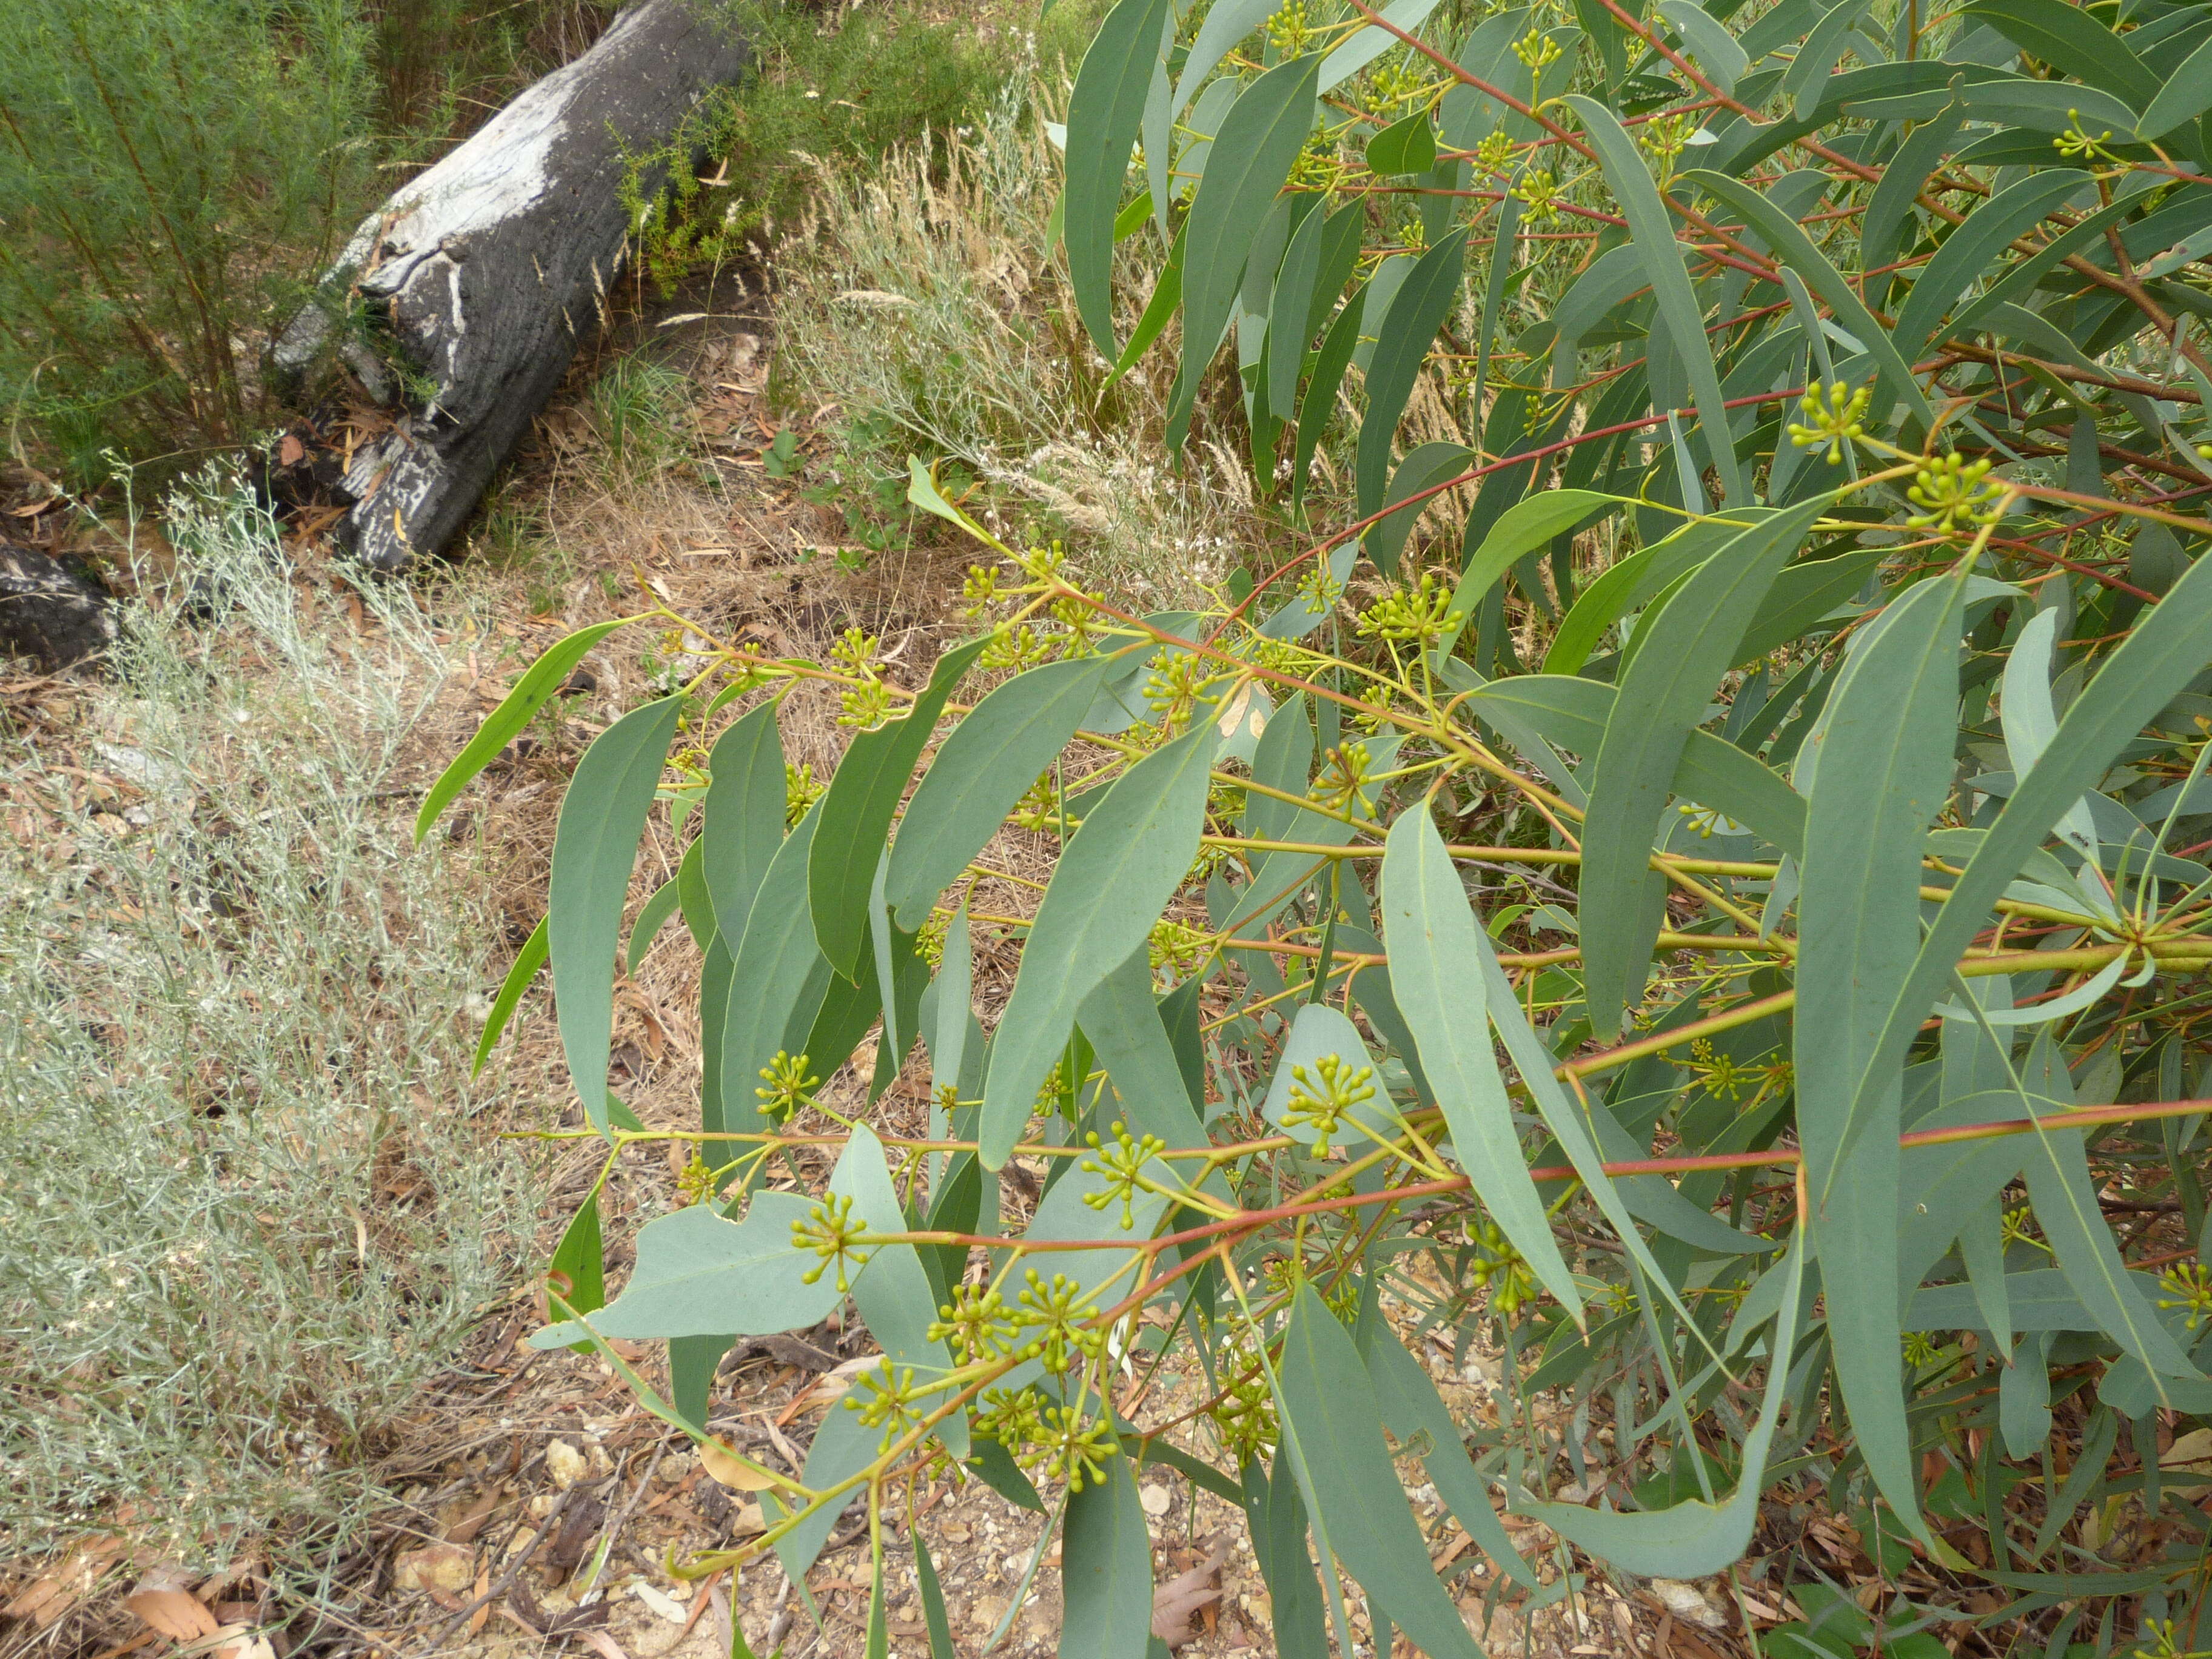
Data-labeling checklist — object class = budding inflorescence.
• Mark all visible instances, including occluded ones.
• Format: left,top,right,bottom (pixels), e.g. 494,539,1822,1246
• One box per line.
845,1363,927,1451
1509,167,1561,226
1012,1269,1108,1372
1786,380,1871,465
791,1192,876,1293
1468,1217,1538,1316
928,1283,1020,1364
1906,452,2007,531
1079,1120,1167,1230
1356,571,1464,646
755,1050,819,1125
1282,1051,1379,1154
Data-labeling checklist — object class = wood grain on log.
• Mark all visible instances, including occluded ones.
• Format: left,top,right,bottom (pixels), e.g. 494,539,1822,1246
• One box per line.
276,0,748,571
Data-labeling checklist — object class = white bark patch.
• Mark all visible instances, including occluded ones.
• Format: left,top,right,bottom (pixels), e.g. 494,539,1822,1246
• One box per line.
333,1,657,292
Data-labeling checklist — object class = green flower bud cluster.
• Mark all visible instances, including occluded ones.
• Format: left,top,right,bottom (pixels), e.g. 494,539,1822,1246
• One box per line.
791,1193,876,1293
1079,1120,1167,1230
1283,1051,1378,1155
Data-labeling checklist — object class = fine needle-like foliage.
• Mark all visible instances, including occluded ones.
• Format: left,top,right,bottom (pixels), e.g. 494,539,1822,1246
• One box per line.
430,0,2212,1648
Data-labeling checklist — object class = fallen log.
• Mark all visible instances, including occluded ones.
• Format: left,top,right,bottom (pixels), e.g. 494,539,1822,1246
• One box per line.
275,0,748,572
0,538,116,671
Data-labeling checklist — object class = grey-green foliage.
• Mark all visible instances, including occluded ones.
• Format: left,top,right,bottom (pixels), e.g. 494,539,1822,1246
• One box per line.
442,0,2212,1649
1,486,529,1563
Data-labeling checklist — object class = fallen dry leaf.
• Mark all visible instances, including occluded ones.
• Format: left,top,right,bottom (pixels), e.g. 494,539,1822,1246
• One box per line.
442,1488,503,1544
392,1544,475,1597
574,1627,634,1659
699,1439,776,1492
124,1587,220,1643
1151,1540,1228,1648
10,1535,125,1629
276,435,306,467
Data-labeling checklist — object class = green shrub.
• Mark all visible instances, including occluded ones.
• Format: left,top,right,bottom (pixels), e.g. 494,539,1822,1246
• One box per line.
443,0,2212,1651
621,1,1011,292
0,0,377,483
0,0,615,486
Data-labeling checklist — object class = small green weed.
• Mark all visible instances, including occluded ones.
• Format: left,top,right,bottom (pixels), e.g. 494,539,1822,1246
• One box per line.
588,355,692,491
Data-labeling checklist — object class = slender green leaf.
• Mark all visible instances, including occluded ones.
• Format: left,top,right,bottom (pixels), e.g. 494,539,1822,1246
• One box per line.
1241,1453,1329,1659
550,695,683,1133
415,617,633,842
980,720,1216,1167
887,651,1116,930
913,1531,957,1659
1380,806,1582,1320
1355,227,1470,516
2140,32,2212,136
1065,0,1178,356
1060,1455,1155,1659
1783,0,1866,118
473,914,548,1078
676,837,716,950
1104,218,1186,389
545,1191,605,1355
720,799,829,1134
1173,56,1322,443
704,701,786,938
627,876,682,975
1079,942,1207,1145
670,1333,731,1433
1568,96,1743,501
1657,0,1748,95
1293,287,1367,515
1581,496,1828,1034
1795,572,1966,1537
1320,0,1447,88
811,638,988,979
1171,0,1275,119
1278,1287,1482,1659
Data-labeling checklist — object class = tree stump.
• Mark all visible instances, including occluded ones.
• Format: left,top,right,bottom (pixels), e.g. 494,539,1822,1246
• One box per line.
275,0,748,571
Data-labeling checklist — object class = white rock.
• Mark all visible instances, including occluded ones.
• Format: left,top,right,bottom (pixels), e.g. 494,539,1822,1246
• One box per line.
1649,1578,1728,1629
545,1438,588,1490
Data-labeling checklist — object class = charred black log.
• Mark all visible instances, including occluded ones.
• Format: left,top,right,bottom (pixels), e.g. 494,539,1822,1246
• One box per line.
0,538,115,671
274,0,748,571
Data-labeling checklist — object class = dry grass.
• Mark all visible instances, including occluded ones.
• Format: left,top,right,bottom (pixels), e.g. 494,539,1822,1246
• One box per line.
767,78,1309,608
